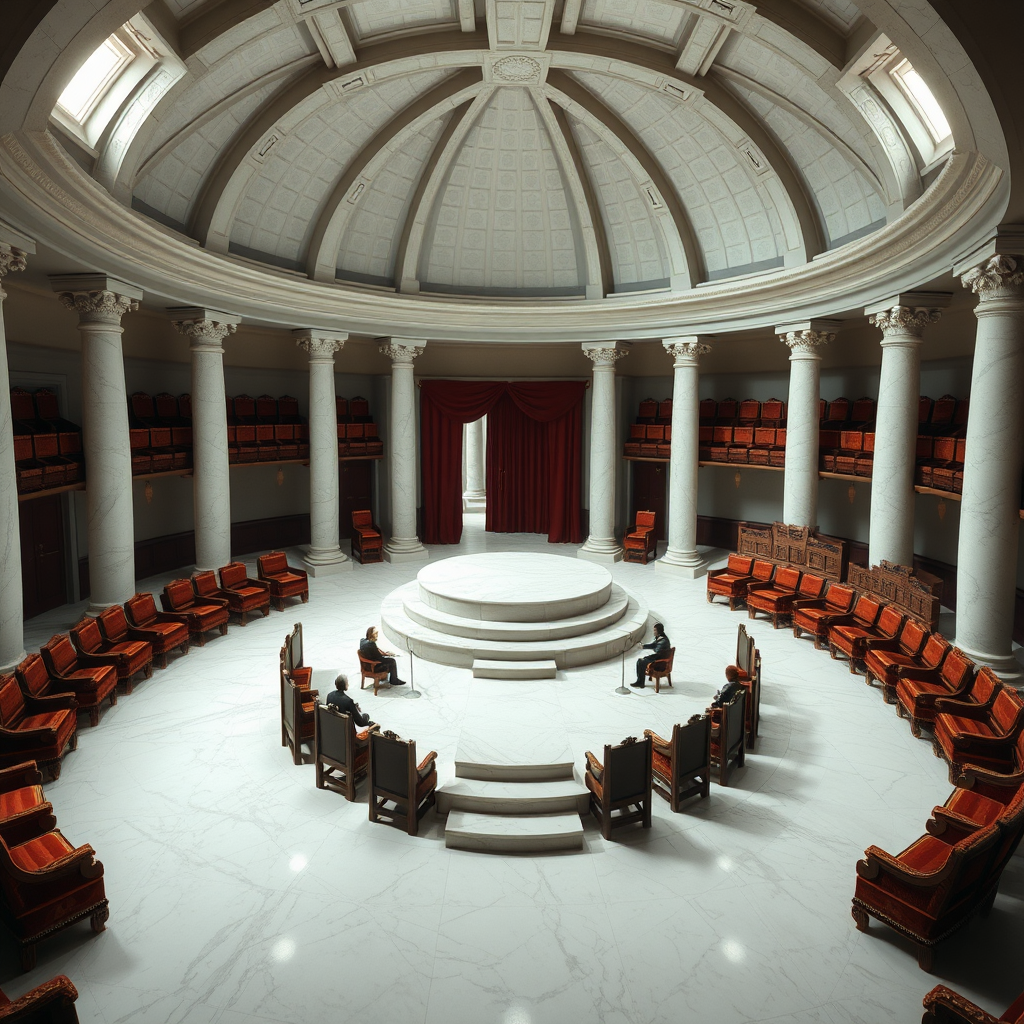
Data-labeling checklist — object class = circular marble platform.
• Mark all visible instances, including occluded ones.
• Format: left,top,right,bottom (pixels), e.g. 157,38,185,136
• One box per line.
381,552,648,673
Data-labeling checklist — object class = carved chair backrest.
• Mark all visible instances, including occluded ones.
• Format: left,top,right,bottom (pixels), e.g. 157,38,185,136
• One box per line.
674,716,711,777
282,679,300,734
606,737,651,804
41,635,77,676
153,393,178,418
736,624,754,676
752,560,775,582
233,395,256,420
130,392,155,419
827,397,850,422
825,584,855,612
370,732,412,799
316,705,352,764
259,552,288,577
898,619,929,656
192,571,220,599
163,579,194,611
256,395,278,419
283,623,303,676
635,510,655,530
15,655,50,697
716,398,737,420
942,649,975,689
851,397,875,421
919,634,950,670
851,595,882,627
71,617,105,655
774,567,801,592
352,510,373,529
97,605,129,642
969,666,1002,707
724,692,746,756
0,675,26,726
990,690,1024,735
650,648,675,673
798,574,827,599
278,395,298,418
219,563,247,589
876,606,904,639
726,554,754,576
126,592,158,626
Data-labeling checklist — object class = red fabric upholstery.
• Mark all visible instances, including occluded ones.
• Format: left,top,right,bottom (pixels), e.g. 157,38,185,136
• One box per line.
934,687,1024,775
257,553,309,606
161,580,231,637
0,676,76,776
746,567,802,625
863,619,933,698
216,563,271,622
38,638,117,711
70,616,152,686
116,596,189,661
0,972,79,1020
895,648,974,733
706,554,756,606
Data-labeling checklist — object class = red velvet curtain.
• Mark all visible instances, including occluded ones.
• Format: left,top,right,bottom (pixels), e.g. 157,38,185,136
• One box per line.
420,380,586,545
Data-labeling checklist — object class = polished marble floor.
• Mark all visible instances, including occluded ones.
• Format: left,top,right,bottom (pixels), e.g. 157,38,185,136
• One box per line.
4,515,1022,1023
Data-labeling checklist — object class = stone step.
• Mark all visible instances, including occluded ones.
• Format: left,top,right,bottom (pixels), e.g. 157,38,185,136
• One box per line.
444,811,584,853
455,735,575,782
472,658,557,679
436,777,589,815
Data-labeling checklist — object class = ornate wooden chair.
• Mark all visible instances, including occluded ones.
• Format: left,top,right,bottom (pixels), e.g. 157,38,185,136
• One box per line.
895,647,976,737
12,655,81,724
314,704,378,799
709,690,746,786
852,785,1024,971
866,630,951,707
0,820,108,971
922,985,1024,1024
359,652,390,696
740,649,762,751
351,510,383,564
584,736,653,840
98,602,184,672
70,615,153,693
0,974,80,1022
160,579,229,645
645,715,711,811
37,639,117,727
623,510,657,564
0,675,77,780
745,566,804,628
792,583,856,649
0,763,53,849
368,730,437,836
706,554,755,609
282,677,316,765
828,598,899,673
644,647,675,694
957,730,1024,804
257,551,309,610
862,617,931,697
217,562,271,624
932,682,1024,781
279,624,318,755
189,570,231,616
123,592,191,662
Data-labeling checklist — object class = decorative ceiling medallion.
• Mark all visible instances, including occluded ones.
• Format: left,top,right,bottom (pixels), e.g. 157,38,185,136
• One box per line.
492,55,543,83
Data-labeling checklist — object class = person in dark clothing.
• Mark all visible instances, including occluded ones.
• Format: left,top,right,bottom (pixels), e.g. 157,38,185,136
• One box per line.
632,622,671,688
711,665,745,707
325,674,374,727
359,626,405,685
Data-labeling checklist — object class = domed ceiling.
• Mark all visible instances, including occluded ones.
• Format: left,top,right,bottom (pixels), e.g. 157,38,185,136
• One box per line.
84,0,937,303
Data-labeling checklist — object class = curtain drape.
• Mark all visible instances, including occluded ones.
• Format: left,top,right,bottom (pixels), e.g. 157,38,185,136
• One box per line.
419,380,586,545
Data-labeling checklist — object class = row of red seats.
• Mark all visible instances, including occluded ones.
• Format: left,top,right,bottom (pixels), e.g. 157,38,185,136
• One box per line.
10,386,83,493
129,391,193,475
707,553,1024,971
226,393,307,464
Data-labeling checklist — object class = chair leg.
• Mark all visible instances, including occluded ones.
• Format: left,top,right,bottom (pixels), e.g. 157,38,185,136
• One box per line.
219,623,228,635
20,942,36,972
90,707,99,727
91,905,109,933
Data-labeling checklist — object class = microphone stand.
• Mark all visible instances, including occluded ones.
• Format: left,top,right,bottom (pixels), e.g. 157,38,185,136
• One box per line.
403,640,422,699
616,632,636,695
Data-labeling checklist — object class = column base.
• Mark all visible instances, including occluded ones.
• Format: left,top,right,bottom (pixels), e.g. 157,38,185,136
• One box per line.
384,541,429,564
0,650,28,675
463,495,487,512
577,539,623,563
656,551,708,579
302,548,353,576
954,641,1024,686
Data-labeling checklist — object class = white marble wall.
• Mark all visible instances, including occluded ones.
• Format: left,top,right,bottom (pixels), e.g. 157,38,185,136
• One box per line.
53,276,142,613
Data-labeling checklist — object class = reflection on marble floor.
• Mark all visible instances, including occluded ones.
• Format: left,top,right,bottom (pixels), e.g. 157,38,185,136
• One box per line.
4,514,1023,1023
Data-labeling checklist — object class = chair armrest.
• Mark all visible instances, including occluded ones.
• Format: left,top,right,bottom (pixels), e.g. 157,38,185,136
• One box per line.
0,724,61,747
197,594,229,608
24,692,78,712
856,844,955,886
0,974,79,1019
860,635,901,651
417,751,438,776
73,651,119,667
956,763,1024,792
933,699,992,718
584,751,603,780
707,569,753,582
642,728,670,750
946,732,1015,751
0,807,57,848
745,582,776,593
0,762,43,792
6,839,103,885
790,597,826,609
925,807,985,842
922,984,1002,1024
243,578,269,590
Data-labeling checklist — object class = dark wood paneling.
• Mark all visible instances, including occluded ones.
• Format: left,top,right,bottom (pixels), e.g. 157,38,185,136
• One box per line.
631,461,667,541
20,493,67,618
696,515,762,551
339,460,373,539
230,514,310,557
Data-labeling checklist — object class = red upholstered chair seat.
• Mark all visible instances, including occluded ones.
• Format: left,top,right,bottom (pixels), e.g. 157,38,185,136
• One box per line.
257,552,309,606
161,580,230,644
99,602,187,671
746,567,803,627
0,675,77,781
792,584,856,648
895,649,976,737
0,763,50,848
70,615,152,691
863,618,932,700
706,554,756,608
933,686,1024,777
0,786,43,818
830,602,901,671
217,563,271,625
36,639,118,727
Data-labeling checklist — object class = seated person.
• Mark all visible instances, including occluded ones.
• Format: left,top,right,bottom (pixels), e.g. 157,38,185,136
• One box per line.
325,674,377,737
711,665,745,708
631,622,671,688
360,626,405,686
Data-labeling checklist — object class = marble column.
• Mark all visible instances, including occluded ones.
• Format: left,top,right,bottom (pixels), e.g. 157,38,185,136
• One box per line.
657,337,710,577
865,298,944,567
170,309,240,572
295,329,351,575
52,275,142,613
463,417,486,511
954,255,1024,681
0,239,32,672
379,339,428,563
776,322,836,528
579,341,630,562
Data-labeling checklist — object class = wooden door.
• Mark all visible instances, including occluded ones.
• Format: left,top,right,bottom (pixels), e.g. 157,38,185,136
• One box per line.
339,460,373,539
630,461,667,541
19,494,67,618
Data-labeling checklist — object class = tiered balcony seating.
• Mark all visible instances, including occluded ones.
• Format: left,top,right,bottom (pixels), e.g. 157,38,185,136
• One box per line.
257,551,308,610
217,562,271,624
69,616,152,694
922,984,1024,1024
746,566,814,628
0,972,80,1021
0,675,76,780
791,583,856,649
862,617,931,698
0,763,52,848
623,510,657,564
584,735,652,840
932,684,1024,780
336,395,383,457
895,647,976,737
916,394,968,493
128,391,191,475
123,592,191,663
368,730,438,836
38,637,118,727
351,510,383,564
819,396,876,476
706,554,756,610
160,579,229,645
645,714,711,811
11,386,84,494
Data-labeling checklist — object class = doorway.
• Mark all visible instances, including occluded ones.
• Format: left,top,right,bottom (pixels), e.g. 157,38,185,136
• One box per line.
630,461,667,542
19,494,68,619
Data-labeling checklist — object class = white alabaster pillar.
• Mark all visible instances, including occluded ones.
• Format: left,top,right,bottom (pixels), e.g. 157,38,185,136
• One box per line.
0,243,31,671
955,255,1024,681
380,339,428,563
658,337,710,577
579,341,629,562
170,309,240,572
866,304,940,567
777,323,836,527
464,417,486,510
295,329,351,575
53,275,142,613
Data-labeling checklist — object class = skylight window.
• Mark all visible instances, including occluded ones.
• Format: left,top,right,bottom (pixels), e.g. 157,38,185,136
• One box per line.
890,59,951,143
56,36,133,125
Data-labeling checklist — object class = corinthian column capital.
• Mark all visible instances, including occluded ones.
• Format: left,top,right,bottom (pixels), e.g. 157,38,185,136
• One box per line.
868,305,941,339
170,307,242,351
663,336,711,365
51,274,143,326
295,328,348,361
379,338,426,365
582,341,630,367
961,254,1024,299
